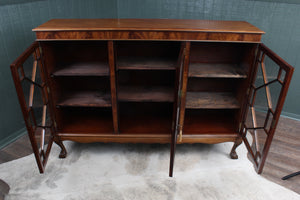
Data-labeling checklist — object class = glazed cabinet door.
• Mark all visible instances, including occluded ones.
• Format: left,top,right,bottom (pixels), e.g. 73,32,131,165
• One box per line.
10,42,55,173
241,43,294,174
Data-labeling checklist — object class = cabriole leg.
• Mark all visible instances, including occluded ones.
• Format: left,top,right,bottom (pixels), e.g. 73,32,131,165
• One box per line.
230,137,242,159
54,137,67,158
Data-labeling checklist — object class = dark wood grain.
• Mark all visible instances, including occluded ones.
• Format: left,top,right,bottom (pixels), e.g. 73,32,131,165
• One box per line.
35,31,262,43
118,86,174,102
170,43,185,177
108,41,120,134
186,92,240,109
33,20,264,42
188,63,247,78
33,19,265,33
177,42,191,142
52,62,109,76
57,91,111,107
58,133,171,144
117,57,177,70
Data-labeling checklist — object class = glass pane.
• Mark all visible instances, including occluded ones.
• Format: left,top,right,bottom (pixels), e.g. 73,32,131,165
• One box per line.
263,56,278,82
252,89,268,128
244,52,285,165
18,52,52,158
22,55,35,80
268,81,282,112
278,69,286,83
264,110,274,133
263,56,283,111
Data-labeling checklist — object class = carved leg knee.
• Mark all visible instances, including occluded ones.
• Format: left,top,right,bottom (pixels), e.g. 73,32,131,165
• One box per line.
54,138,67,158
230,137,242,159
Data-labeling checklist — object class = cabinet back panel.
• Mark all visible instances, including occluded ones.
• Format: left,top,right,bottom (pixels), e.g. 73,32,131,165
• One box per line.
190,42,254,64
118,70,175,86
184,109,238,134
116,41,181,58
57,107,113,134
119,102,173,134
41,41,109,74
55,76,110,91
187,78,240,92
51,76,110,104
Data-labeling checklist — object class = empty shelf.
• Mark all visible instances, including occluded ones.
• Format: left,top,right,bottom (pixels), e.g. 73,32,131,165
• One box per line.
57,91,111,107
184,109,237,134
188,63,247,78
58,108,114,134
53,62,109,76
118,86,174,102
117,57,177,70
186,92,240,109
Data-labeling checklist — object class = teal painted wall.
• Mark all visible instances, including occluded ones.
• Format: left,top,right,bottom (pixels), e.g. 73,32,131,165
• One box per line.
0,0,117,148
0,0,299,148
116,0,300,118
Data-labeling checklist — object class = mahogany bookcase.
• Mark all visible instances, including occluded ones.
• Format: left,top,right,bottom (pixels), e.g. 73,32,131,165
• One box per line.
10,19,294,176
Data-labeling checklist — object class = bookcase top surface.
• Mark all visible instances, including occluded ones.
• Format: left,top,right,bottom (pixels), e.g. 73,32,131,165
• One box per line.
33,19,265,34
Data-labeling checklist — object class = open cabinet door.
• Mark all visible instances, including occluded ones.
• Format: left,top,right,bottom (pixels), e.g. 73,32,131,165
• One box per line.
241,43,294,174
169,41,190,177
10,42,55,173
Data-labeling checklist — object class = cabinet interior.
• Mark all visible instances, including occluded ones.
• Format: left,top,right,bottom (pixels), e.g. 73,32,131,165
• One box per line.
116,41,180,70
183,42,256,135
41,40,256,136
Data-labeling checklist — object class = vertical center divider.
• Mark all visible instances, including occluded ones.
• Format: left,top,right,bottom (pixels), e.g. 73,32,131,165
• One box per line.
108,41,120,134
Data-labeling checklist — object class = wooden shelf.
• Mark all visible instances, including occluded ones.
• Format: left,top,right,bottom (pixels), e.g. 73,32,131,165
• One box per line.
57,91,111,107
188,63,247,78
186,92,240,109
184,110,237,134
58,108,114,134
118,86,174,102
53,62,109,76
117,57,177,70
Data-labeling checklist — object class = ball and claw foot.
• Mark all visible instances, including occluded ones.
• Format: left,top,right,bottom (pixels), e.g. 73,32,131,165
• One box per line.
230,137,242,159
54,139,67,159
58,148,67,159
230,150,238,159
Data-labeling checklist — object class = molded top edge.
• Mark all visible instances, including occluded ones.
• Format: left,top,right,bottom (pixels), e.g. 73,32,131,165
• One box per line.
32,19,265,34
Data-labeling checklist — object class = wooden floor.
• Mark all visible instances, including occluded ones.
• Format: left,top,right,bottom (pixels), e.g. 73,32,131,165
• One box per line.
260,116,300,194
0,116,299,194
